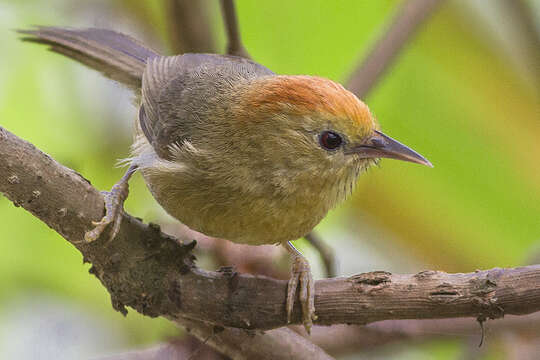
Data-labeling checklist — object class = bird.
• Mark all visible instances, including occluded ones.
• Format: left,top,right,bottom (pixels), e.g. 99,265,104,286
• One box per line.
20,27,432,333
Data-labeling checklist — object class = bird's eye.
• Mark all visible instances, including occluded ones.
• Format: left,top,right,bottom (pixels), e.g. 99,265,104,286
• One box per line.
319,131,343,151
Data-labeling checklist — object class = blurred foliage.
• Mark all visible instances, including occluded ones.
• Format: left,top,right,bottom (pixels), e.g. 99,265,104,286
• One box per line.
0,0,538,358
356,3,540,271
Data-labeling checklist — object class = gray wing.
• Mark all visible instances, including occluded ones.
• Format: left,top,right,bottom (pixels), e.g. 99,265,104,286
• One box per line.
140,53,274,159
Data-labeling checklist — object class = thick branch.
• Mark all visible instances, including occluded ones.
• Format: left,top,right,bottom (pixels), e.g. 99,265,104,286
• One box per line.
165,0,216,54
99,321,332,360
1,126,540,335
98,336,226,360
179,318,333,360
347,0,444,98
0,126,331,359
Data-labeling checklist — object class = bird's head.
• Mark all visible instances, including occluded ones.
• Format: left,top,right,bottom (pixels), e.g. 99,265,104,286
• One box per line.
204,74,434,218
238,76,431,180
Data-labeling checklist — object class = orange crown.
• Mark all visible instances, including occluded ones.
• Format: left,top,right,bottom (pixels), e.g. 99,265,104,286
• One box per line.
244,75,373,129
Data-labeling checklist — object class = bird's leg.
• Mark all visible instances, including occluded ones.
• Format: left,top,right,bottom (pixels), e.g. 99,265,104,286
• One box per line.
84,165,137,243
285,240,316,334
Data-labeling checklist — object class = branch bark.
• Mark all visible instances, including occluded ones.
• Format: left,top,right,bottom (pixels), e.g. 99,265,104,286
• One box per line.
0,125,332,360
346,0,445,98
1,126,540,334
179,318,333,360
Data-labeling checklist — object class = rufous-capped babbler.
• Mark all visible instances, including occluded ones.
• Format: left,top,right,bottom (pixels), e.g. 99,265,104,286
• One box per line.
21,27,432,333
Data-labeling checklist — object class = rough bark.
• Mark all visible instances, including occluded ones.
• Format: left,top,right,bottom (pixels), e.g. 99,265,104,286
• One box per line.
0,125,332,359
1,126,540,334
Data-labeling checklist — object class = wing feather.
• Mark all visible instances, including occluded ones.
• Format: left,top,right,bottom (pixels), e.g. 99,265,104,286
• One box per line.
139,53,274,159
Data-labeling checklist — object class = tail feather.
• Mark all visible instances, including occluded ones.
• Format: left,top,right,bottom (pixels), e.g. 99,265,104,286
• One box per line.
19,27,160,90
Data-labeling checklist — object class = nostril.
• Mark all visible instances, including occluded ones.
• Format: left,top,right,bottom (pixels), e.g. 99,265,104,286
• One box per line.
371,138,385,148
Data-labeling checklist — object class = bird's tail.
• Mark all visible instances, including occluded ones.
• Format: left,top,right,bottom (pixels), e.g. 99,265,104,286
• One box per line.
19,27,160,90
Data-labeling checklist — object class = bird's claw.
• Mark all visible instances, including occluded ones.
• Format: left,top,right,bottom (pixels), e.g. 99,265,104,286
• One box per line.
84,183,129,243
287,254,317,334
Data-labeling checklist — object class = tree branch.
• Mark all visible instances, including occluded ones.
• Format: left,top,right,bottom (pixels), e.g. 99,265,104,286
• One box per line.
346,0,445,98
220,0,250,58
1,125,540,335
100,312,540,359
502,0,540,92
309,313,540,356
179,318,333,360
0,125,331,360
99,321,333,360
98,336,227,360
165,0,216,54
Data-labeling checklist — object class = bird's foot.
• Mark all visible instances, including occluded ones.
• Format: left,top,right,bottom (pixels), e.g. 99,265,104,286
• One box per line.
84,166,136,243
84,184,128,243
286,246,317,334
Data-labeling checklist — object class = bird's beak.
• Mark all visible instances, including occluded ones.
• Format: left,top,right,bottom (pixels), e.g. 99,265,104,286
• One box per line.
346,130,433,167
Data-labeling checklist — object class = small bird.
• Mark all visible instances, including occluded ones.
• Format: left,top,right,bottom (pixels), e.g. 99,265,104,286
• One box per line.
20,27,431,332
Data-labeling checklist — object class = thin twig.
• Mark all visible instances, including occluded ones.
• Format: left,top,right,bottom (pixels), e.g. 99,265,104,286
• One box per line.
308,312,540,356
502,0,540,91
220,0,250,58
347,0,445,98
304,232,337,278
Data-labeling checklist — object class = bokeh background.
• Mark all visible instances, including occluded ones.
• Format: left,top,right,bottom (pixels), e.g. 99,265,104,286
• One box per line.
1,0,539,359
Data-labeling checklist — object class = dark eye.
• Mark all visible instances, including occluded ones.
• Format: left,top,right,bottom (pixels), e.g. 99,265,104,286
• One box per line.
319,131,343,150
